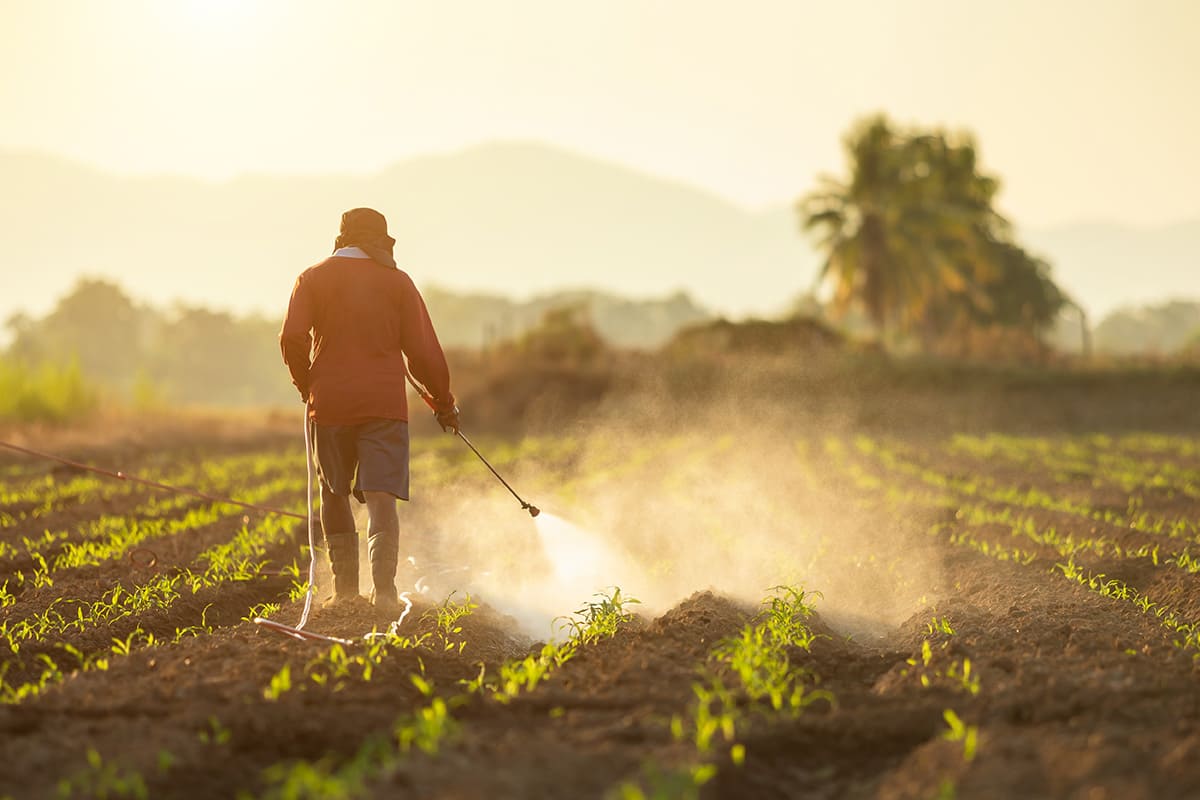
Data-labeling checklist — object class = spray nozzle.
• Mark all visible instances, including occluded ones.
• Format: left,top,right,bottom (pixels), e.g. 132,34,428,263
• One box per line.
524,503,541,518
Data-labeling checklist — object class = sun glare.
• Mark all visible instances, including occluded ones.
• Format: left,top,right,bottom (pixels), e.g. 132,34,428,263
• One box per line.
166,0,262,38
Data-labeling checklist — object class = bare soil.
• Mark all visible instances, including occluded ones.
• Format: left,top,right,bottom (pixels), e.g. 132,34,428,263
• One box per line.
1,426,1200,800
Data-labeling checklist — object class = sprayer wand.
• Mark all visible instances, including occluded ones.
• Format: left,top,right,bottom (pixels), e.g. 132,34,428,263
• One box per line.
405,373,540,518
453,429,540,517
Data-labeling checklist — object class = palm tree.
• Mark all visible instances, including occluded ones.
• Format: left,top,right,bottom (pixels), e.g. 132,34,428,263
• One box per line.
803,115,1075,357
799,116,918,335
799,115,1021,344
897,134,1007,328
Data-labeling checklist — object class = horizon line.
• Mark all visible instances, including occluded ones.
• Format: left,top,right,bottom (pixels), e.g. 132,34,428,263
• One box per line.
2,140,1197,233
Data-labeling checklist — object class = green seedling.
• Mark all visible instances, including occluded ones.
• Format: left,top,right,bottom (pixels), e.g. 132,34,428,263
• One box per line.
615,761,718,800
243,602,281,623
55,749,148,800
263,664,292,701
941,709,978,762
427,592,478,653
198,716,232,746
395,697,457,755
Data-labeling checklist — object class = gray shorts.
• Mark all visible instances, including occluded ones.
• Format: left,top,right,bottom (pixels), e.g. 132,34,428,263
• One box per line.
310,418,410,502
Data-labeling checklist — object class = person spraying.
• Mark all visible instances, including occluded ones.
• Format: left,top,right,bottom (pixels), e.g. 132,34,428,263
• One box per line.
280,207,459,617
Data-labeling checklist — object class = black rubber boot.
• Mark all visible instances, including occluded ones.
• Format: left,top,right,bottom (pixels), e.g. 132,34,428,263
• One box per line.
324,532,360,603
367,527,400,616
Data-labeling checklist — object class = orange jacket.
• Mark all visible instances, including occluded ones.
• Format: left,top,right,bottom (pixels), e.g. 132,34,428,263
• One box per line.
280,256,454,426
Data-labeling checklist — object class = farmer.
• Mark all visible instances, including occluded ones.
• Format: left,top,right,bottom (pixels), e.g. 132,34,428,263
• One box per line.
280,207,459,615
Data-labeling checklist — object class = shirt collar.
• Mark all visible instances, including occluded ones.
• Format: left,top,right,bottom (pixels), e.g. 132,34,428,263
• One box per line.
333,246,371,259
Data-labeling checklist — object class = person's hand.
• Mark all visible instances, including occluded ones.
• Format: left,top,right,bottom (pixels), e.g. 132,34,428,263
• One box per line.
435,404,460,433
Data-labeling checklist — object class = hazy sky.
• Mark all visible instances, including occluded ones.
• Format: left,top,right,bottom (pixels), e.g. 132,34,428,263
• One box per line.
2,0,1198,228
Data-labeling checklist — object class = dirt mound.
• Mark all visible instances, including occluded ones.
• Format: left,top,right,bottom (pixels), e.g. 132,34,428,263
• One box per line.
651,589,755,640
666,315,845,356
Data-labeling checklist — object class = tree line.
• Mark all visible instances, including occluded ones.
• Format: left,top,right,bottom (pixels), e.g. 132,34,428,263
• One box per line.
0,280,708,409
5,280,293,407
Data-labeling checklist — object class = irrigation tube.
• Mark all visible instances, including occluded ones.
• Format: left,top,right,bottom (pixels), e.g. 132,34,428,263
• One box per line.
0,439,305,520
277,403,413,640
294,402,317,631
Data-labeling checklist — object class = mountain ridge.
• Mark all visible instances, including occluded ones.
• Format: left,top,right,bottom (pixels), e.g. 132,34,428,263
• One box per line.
0,141,1195,328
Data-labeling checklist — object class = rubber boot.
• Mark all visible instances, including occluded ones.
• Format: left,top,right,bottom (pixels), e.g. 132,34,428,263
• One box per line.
367,527,401,617
324,532,360,604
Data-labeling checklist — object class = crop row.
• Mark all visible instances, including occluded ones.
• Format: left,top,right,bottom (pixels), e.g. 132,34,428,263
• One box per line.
851,436,1199,542
825,437,1200,656
20,584,643,798
1,473,305,594
994,432,1200,463
248,588,640,799
259,593,478,702
938,504,1200,652
0,507,305,704
849,437,1200,579
616,585,830,799
948,434,1200,500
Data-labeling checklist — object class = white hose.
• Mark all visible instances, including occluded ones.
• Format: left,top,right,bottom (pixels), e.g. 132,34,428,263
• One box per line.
295,400,317,630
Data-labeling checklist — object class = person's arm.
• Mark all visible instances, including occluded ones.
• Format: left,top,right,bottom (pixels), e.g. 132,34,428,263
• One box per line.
280,274,314,401
396,273,455,411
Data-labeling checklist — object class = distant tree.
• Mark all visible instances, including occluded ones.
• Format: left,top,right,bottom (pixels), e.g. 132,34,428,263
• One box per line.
1093,300,1200,355
423,286,712,351
147,307,293,405
1181,327,1200,360
786,291,823,320
975,242,1064,329
799,117,915,333
921,239,1066,343
514,304,606,365
799,114,1064,351
3,280,296,406
5,278,148,385
4,312,38,362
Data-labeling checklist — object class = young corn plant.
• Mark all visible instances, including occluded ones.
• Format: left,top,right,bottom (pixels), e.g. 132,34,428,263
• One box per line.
556,587,642,646
395,678,458,756
263,664,293,701
197,716,233,747
243,601,281,623
615,761,723,800
428,592,478,654
941,709,979,762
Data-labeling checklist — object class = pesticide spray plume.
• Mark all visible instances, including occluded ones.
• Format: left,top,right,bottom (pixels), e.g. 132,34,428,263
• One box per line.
531,511,637,587
404,355,945,643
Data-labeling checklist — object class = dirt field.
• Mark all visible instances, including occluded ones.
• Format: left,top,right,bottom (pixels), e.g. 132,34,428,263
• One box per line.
2,414,1200,799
